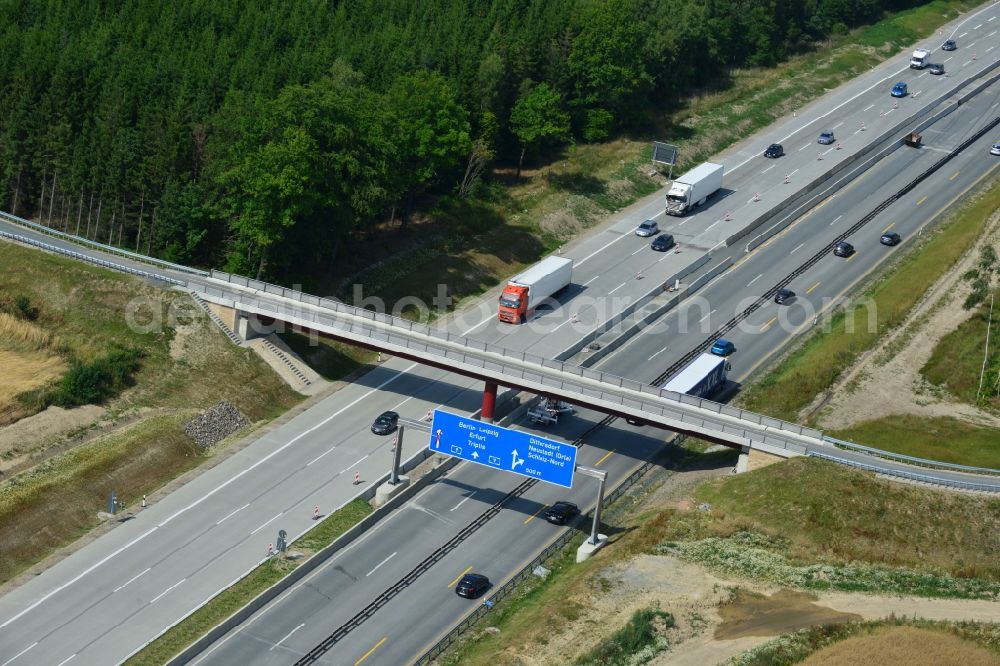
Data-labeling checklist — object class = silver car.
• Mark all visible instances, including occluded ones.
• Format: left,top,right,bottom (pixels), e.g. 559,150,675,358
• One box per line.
635,219,658,237
991,142,1000,156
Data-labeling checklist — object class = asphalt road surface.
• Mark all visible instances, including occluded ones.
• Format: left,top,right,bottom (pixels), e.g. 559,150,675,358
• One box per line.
0,5,997,664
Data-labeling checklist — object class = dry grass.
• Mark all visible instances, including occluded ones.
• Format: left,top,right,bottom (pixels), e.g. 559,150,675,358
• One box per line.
671,457,1000,580
0,311,55,351
0,414,201,584
800,625,999,666
0,312,65,422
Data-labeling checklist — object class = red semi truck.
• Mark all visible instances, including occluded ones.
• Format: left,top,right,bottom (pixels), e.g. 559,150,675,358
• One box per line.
497,256,574,323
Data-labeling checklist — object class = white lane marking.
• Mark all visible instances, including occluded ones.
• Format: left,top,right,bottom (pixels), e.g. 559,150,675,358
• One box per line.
270,623,305,651
989,30,998,36
151,362,418,530
944,55,954,62
918,71,927,78
216,503,250,525
987,45,996,53
307,445,337,467
1,642,38,666
863,104,874,111
583,275,600,286
150,578,185,604
788,169,799,177
0,524,156,628
798,143,810,151
974,23,982,29
830,215,843,226
698,309,716,323
551,317,573,333
747,274,763,286
704,220,721,232
822,147,835,155
832,121,845,129
790,242,805,254
989,16,996,21
56,655,77,666
459,317,490,335
631,246,645,256
365,552,397,577
761,164,775,173
607,282,627,295
113,567,151,593
578,232,629,267
339,455,368,476
449,492,475,511
960,31,969,37
250,512,282,536
962,59,972,66
647,347,667,361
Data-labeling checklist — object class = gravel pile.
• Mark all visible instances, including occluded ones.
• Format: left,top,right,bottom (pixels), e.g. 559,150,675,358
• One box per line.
184,400,250,449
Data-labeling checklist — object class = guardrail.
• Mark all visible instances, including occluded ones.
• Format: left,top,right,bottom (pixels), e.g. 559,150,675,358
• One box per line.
824,436,1000,476
412,456,658,665
201,273,825,452
0,210,210,277
808,452,1000,492
0,228,186,286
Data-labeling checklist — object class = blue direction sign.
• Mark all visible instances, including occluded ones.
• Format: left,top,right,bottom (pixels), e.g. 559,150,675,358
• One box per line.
428,409,577,488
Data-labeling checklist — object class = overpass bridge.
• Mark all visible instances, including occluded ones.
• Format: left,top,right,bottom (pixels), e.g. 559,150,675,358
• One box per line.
2,212,999,491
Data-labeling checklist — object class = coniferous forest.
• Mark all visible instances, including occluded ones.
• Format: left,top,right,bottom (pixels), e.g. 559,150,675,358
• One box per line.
0,0,923,279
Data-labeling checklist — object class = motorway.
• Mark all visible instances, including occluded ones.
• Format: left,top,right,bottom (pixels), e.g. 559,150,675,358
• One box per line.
0,5,998,665
190,73,1000,666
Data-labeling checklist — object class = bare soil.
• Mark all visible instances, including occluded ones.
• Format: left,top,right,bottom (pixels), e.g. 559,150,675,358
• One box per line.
809,209,1000,430
0,404,105,476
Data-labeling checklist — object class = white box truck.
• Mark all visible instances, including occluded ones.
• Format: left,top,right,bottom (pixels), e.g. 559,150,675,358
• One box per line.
498,256,573,323
910,48,931,69
665,162,724,216
663,353,729,398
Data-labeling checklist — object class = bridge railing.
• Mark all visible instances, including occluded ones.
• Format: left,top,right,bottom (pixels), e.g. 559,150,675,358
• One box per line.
809,452,1000,492
201,272,822,452
824,436,1000,476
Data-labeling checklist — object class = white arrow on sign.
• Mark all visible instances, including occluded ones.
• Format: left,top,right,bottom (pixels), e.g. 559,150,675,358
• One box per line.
433,429,442,449
472,451,479,459
511,449,524,471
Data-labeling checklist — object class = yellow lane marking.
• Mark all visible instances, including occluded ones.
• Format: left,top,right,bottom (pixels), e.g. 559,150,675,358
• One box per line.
806,281,821,295
524,505,547,525
949,171,960,181
355,637,387,665
448,566,473,588
882,222,895,233
595,449,615,467
916,195,927,206
760,317,777,332
846,252,857,263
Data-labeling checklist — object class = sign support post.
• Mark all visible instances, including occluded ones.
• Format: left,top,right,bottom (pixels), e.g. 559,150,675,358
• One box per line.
575,465,609,561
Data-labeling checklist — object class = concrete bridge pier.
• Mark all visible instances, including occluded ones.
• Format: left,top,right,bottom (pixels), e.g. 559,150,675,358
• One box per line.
235,310,281,341
480,381,498,424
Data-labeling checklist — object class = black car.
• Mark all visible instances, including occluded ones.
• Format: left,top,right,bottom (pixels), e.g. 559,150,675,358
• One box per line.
455,573,490,598
625,416,646,426
942,39,957,51
764,143,784,158
370,410,399,435
775,288,795,305
880,232,901,246
833,241,855,257
543,501,579,525
929,63,945,75
650,233,675,251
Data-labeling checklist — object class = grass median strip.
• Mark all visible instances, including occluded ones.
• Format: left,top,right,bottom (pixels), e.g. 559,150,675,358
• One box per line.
125,498,372,666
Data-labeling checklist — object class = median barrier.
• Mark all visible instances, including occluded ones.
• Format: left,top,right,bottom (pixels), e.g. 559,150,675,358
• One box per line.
729,57,1000,253
161,404,522,666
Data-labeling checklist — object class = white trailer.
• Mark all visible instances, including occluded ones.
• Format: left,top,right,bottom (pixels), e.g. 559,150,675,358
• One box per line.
498,256,574,323
663,353,729,398
665,162,724,216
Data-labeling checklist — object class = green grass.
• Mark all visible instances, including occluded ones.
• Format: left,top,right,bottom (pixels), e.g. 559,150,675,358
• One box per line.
276,328,375,380
125,499,372,666
663,457,1000,583
0,414,203,584
922,292,1000,411
338,0,981,322
728,617,1000,666
831,415,1000,469
575,607,674,666
0,241,306,582
741,176,1000,422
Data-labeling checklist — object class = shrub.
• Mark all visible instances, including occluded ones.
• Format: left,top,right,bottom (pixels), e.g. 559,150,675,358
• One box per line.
48,345,144,407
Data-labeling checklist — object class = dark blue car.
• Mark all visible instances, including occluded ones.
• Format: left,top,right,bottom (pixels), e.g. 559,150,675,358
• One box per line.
891,82,908,98
710,339,736,357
